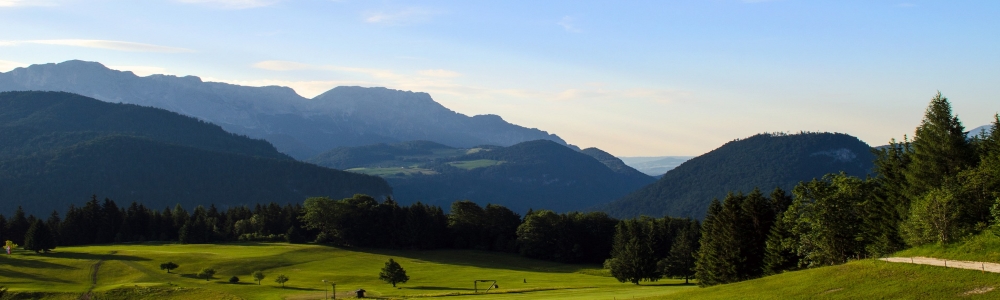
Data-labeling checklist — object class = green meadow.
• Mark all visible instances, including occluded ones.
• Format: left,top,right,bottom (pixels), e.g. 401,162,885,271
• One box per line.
0,243,694,299
446,160,503,170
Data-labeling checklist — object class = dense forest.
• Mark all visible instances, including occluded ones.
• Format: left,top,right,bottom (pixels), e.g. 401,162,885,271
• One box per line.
0,194,695,274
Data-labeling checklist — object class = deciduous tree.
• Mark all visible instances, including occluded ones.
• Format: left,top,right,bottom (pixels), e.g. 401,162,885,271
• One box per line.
379,258,409,287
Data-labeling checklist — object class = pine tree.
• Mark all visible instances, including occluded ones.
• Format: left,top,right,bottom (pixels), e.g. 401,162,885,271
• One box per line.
609,219,660,284
905,92,975,197
660,221,699,284
900,92,978,245
6,207,29,245
23,220,56,253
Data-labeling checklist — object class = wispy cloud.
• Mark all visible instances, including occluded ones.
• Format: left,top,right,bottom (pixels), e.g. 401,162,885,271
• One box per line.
418,69,461,78
175,0,281,9
0,60,28,72
897,3,915,8
364,8,438,25
557,16,581,33
0,39,194,53
0,0,56,7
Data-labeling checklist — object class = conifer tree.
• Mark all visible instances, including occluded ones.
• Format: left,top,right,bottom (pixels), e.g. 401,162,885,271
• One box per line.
609,219,659,284
695,199,741,286
23,220,56,253
6,207,29,245
661,221,699,284
905,92,975,198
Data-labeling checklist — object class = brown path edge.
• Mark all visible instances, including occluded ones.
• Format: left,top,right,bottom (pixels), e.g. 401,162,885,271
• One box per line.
880,256,1000,273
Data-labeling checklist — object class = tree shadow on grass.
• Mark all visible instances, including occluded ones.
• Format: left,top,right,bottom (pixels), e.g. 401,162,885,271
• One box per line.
273,286,322,291
310,245,598,274
179,274,211,280
402,286,475,291
0,268,75,283
0,256,75,270
46,251,149,262
214,281,254,285
635,282,696,287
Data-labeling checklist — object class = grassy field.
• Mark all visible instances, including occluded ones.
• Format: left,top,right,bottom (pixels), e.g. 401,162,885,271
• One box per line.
447,160,503,170
0,243,694,299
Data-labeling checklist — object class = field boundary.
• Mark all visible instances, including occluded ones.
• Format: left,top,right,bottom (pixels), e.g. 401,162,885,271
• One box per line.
880,256,1000,273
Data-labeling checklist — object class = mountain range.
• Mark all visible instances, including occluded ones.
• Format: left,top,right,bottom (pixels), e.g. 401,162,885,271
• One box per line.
0,60,566,159
0,91,391,214
602,132,877,219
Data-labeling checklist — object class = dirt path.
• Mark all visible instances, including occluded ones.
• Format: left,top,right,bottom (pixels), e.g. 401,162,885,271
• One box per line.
880,256,1000,273
78,251,116,300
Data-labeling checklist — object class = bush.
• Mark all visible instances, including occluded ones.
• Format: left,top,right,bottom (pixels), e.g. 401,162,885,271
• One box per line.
229,276,240,284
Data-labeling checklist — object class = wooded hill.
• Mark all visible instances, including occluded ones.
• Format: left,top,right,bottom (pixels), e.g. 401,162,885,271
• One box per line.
0,91,391,214
310,139,655,213
602,132,876,219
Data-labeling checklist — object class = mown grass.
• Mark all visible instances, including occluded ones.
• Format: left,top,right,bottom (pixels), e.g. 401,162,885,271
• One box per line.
665,258,1000,299
0,243,694,299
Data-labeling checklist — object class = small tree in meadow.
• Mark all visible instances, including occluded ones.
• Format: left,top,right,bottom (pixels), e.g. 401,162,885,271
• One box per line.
198,268,216,281
229,276,240,284
160,262,179,273
252,270,265,285
275,274,289,288
379,258,410,287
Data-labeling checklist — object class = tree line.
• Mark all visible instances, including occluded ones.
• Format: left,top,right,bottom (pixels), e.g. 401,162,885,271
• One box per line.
1,193,700,269
691,92,1000,287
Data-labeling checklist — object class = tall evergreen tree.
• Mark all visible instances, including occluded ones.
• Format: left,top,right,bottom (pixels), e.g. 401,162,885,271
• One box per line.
660,221,700,284
6,206,29,245
609,219,659,284
23,220,56,253
905,92,975,198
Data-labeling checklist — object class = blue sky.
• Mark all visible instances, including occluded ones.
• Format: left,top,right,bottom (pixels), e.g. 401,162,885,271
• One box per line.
1,0,998,156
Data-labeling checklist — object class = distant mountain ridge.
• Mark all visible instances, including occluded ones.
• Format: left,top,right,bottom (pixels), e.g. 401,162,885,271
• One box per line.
0,60,566,159
0,91,391,214
618,156,695,176
309,139,655,213
602,132,876,219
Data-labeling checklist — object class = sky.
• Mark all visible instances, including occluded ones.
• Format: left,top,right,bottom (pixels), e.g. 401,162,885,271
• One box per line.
1,0,998,156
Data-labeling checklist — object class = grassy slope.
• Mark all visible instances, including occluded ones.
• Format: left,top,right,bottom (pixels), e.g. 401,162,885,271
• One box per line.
895,232,1000,263
665,259,1000,299
667,232,1000,300
0,243,694,300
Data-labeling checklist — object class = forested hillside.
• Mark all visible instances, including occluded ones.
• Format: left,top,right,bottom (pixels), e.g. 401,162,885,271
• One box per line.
0,91,288,160
310,140,654,213
602,132,876,219
0,91,391,214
